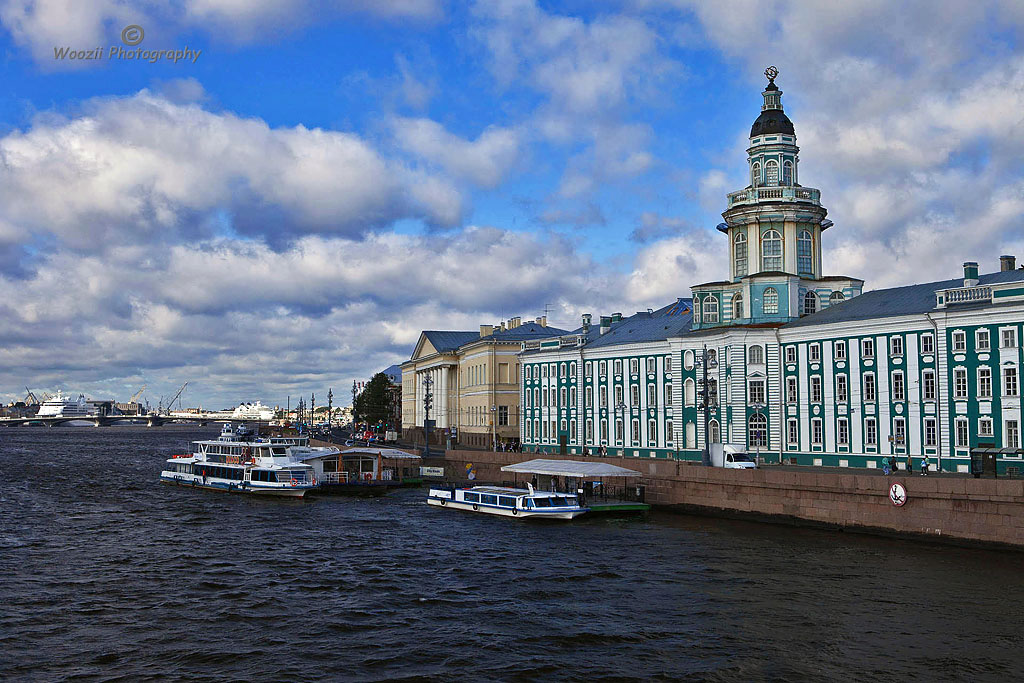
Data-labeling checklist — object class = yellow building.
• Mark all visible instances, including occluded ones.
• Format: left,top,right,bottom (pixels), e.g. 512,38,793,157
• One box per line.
401,317,568,448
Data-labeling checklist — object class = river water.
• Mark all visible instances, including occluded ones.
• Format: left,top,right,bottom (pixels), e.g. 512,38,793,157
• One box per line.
1,426,1022,682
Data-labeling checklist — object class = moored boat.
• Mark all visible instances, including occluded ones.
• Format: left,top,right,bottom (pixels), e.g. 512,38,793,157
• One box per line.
159,423,323,497
427,484,588,520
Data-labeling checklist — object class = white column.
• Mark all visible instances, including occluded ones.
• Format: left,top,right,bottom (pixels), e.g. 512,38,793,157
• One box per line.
439,366,448,428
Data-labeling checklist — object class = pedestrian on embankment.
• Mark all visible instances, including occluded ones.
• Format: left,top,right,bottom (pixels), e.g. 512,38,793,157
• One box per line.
906,455,912,473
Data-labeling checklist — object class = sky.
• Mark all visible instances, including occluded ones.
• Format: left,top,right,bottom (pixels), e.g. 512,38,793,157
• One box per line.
0,0,1022,409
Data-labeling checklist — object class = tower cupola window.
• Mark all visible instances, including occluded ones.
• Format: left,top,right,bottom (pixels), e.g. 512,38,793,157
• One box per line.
763,287,779,314
765,160,778,186
751,162,761,188
733,293,744,320
703,295,719,324
761,229,782,271
783,160,793,185
734,232,748,277
797,230,813,274
803,290,818,316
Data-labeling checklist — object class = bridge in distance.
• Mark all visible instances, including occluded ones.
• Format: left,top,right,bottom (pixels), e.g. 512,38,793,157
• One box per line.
0,414,239,427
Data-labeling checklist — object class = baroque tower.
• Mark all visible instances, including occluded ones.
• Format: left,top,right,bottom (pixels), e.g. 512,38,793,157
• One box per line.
691,67,863,331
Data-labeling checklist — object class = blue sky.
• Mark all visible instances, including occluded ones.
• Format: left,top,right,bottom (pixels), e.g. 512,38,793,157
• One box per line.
0,0,1021,408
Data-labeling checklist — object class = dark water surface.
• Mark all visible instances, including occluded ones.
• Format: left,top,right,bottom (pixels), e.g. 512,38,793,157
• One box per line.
2,426,1022,682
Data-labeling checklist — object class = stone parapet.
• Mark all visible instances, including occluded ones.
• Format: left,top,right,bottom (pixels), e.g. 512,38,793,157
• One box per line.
440,450,1024,549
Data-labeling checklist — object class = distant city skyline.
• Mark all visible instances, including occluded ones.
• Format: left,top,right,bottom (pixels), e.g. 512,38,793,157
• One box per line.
0,1,1021,407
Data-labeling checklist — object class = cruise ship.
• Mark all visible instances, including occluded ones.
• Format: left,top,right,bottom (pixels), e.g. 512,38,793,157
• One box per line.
35,391,98,418
231,401,276,421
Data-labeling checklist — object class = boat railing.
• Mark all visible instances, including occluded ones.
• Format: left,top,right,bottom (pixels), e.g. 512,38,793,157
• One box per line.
320,472,350,484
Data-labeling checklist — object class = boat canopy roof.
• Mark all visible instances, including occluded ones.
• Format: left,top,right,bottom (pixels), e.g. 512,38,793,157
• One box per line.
501,459,641,478
341,447,421,460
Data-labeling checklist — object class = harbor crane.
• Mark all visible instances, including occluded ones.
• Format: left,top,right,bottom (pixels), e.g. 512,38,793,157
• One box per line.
24,387,41,405
163,382,188,414
129,385,146,404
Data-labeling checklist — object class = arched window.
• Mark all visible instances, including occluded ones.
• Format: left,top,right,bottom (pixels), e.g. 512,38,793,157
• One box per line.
804,290,818,315
732,293,744,320
684,378,696,406
709,419,721,444
748,345,763,364
751,161,761,187
763,287,779,314
797,230,813,274
761,230,782,271
685,422,696,448
703,295,719,323
734,232,747,277
765,160,779,186
829,291,845,305
693,298,701,322
783,160,793,185
749,413,768,448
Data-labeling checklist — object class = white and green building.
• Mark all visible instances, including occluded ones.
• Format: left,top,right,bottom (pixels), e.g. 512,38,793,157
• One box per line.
520,72,1024,473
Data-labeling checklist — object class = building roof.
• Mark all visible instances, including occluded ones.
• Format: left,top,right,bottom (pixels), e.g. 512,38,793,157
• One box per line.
784,268,1024,328
380,364,402,384
500,459,641,478
476,321,570,343
421,330,480,353
750,109,795,137
520,299,692,355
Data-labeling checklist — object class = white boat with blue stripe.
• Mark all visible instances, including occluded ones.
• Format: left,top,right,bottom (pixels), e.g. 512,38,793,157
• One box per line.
427,484,588,520
159,423,328,497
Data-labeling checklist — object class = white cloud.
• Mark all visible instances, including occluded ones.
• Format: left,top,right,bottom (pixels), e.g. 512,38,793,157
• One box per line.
391,117,522,189
0,90,464,252
0,0,443,63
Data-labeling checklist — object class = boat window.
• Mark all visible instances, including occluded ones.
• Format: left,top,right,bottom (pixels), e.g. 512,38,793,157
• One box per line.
272,447,287,456
566,496,578,506
480,494,498,505
532,497,552,507
463,492,480,503
499,496,516,507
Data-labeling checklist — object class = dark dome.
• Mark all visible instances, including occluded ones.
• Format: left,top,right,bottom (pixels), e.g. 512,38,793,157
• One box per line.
750,109,794,137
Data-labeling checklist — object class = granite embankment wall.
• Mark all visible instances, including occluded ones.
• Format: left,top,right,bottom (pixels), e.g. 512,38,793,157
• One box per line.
442,449,1024,549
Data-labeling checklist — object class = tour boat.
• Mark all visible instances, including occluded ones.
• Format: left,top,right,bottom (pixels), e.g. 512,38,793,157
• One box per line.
159,423,330,497
426,484,589,520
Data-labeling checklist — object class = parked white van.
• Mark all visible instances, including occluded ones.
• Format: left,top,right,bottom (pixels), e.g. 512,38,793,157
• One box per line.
710,443,759,469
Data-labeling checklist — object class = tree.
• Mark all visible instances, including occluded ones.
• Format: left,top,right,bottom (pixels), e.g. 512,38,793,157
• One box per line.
352,373,395,426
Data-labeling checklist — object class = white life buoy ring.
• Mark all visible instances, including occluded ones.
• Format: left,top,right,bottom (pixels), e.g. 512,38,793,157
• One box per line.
472,504,479,511
439,499,447,506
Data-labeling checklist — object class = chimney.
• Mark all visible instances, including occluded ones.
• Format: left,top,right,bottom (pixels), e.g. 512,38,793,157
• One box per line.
480,324,493,337
611,312,623,323
582,313,592,334
500,321,506,331
599,315,611,335
1000,255,1016,272
963,261,979,288
538,315,547,327
512,316,521,328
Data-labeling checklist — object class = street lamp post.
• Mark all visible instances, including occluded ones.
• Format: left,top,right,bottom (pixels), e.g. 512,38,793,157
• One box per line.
423,375,434,457
751,401,766,466
615,402,626,454
490,404,497,451
696,345,718,466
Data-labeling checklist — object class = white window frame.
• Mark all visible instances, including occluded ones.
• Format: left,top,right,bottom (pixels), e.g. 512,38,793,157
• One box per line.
834,340,847,360
921,333,934,354
976,329,990,351
952,330,966,353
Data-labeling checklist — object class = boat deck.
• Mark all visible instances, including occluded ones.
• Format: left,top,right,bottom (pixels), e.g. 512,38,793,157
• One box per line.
585,499,651,515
